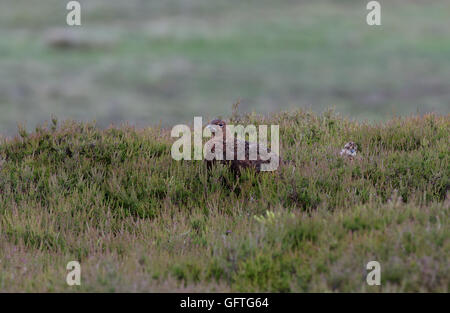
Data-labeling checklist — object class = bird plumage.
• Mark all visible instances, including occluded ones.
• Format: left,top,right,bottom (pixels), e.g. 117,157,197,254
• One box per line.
204,119,281,173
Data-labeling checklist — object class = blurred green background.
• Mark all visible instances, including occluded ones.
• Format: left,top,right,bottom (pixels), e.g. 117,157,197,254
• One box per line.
1,0,449,135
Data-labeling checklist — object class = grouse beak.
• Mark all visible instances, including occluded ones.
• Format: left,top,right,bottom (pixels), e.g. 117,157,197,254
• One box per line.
206,124,216,132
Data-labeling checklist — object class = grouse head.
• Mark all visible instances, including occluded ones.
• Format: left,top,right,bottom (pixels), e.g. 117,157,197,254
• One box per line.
344,141,357,153
206,119,227,138
340,141,358,158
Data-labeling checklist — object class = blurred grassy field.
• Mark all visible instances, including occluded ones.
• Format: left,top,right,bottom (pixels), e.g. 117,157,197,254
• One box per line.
1,0,450,135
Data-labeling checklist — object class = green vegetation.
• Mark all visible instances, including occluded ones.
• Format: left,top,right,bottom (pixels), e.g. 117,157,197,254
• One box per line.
0,110,448,292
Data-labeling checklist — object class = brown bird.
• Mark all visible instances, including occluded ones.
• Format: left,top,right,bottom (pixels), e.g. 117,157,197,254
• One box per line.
340,141,358,160
204,119,281,174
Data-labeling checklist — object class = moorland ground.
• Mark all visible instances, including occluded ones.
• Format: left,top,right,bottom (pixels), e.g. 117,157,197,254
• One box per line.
0,110,448,292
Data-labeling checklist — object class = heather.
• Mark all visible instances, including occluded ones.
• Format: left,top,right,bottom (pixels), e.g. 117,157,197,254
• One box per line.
0,110,448,292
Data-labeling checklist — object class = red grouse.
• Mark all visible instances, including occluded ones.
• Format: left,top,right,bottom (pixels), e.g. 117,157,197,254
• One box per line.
204,119,281,173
